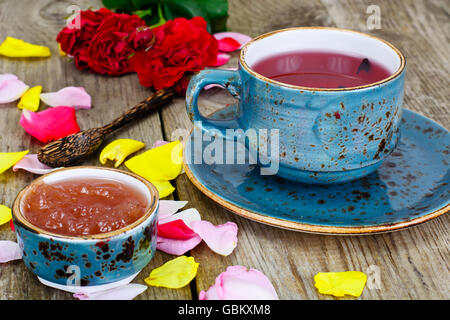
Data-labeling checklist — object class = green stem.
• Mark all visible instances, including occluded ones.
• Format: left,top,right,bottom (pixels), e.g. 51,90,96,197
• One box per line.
149,3,166,28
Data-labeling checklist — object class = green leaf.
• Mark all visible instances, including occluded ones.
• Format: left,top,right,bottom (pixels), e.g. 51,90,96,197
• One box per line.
103,0,229,33
132,8,153,19
102,0,137,10
162,0,207,20
163,0,210,31
199,0,228,20
201,0,228,32
131,0,160,9
163,0,228,33
149,3,166,28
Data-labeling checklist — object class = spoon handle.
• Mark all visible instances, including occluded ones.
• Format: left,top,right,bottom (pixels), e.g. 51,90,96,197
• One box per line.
101,88,174,135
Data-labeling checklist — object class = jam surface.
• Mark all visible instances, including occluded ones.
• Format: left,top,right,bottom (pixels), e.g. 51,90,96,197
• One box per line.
22,178,148,236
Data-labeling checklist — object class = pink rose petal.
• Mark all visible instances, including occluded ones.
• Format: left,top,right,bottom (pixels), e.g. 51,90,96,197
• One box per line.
199,266,278,300
40,87,91,110
204,84,224,90
214,32,252,49
217,37,241,52
156,204,238,257
0,240,22,263
20,107,80,143
211,53,231,67
158,200,188,220
13,154,59,174
152,140,169,149
73,284,147,300
204,67,238,90
190,221,238,256
156,234,202,256
158,208,201,240
199,285,220,300
0,74,18,81
159,208,201,228
0,77,29,104
158,219,197,240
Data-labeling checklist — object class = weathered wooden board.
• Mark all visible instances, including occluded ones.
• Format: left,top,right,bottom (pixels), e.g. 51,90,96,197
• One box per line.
0,0,448,300
0,0,192,300
162,0,450,300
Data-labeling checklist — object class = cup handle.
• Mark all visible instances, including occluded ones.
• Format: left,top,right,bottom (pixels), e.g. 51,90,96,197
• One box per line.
186,69,242,140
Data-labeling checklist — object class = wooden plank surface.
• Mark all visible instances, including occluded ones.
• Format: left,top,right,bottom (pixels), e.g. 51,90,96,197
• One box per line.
165,0,450,300
0,0,192,300
0,0,449,300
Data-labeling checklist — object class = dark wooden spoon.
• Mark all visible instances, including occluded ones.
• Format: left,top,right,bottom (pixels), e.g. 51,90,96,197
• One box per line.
37,88,174,167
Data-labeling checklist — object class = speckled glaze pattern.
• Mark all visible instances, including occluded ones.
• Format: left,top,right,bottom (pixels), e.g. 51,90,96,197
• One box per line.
12,167,159,287
186,29,406,184
183,105,449,234
14,218,158,286
186,68,404,184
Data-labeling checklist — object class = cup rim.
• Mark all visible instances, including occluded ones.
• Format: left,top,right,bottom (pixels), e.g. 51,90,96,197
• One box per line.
239,26,406,92
12,166,159,241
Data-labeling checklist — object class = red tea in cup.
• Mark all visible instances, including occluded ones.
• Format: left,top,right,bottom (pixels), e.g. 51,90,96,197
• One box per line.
252,51,391,88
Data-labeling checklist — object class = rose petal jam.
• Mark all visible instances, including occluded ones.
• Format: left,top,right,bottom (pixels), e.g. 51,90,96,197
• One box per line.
22,178,148,236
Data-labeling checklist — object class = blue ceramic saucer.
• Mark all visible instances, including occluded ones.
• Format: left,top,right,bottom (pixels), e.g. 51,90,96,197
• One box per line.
183,105,449,234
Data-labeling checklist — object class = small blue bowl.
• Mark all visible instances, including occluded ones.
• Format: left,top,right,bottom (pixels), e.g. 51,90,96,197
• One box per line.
12,167,159,289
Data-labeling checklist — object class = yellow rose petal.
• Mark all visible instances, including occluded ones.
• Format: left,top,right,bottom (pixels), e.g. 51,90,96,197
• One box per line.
149,180,175,198
58,43,66,56
0,205,12,226
0,37,51,58
100,139,145,168
17,86,42,112
125,141,183,181
0,150,29,175
145,256,199,289
314,271,367,297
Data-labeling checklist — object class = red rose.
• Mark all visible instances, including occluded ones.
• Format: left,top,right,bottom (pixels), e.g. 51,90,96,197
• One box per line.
56,8,112,70
86,13,150,75
57,9,151,75
131,17,218,92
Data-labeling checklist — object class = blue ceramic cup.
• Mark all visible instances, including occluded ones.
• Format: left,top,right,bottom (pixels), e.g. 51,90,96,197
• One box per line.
186,27,406,184
12,167,159,289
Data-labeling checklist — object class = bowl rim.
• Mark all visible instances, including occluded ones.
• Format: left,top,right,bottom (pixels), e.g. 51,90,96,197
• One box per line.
239,26,406,92
12,166,159,240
